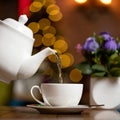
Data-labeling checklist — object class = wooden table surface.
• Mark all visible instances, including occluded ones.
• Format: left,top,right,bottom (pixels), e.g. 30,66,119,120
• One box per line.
0,106,119,120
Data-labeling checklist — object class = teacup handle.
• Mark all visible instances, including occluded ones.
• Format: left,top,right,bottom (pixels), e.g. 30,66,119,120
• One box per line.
30,85,45,106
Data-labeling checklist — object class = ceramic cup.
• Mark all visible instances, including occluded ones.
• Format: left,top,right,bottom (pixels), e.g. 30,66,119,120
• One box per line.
30,83,83,106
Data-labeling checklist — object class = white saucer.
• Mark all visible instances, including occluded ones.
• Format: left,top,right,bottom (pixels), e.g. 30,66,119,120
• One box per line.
27,104,89,114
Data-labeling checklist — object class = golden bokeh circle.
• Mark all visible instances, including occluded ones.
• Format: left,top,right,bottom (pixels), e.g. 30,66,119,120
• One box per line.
69,68,83,82
46,4,60,14
65,53,74,66
33,34,43,47
29,1,43,12
49,11,63,22
59,54,71,68
53,39,68,53
28,22,40,33
42,26,56,35
39,18,51,30
42,33,56,46
44,0,56,7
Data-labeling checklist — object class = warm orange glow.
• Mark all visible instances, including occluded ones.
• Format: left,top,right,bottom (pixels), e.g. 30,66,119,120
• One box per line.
74,0,87,4
99,0,112,5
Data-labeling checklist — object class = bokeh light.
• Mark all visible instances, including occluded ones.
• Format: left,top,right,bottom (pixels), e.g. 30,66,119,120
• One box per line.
99,0,112,5
27,0,76,83
74,0,87,4
69,68,83,82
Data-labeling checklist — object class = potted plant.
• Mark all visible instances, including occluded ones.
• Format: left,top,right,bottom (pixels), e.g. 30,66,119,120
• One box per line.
75,32,120,109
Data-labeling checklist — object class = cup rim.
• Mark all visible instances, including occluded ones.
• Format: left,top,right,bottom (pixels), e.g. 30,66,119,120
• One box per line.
41,83,83,86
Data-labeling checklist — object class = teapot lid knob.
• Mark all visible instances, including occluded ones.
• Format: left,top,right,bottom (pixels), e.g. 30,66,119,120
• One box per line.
18,15,28,24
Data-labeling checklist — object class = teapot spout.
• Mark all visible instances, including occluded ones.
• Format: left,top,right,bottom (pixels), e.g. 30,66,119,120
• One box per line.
17,47,57,80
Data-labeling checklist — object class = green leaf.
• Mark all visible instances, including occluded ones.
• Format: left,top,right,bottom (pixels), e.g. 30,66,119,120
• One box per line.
76,62,92,75
109,56,120,66
92,64,106,72
92,71,106,77
109,52,119,60
110,67,120,76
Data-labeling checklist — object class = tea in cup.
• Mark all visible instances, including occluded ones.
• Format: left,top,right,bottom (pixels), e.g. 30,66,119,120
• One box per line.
30,83,83,106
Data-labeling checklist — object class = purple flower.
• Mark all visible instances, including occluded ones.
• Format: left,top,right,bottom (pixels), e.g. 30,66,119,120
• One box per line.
103,38,117,51
100,32,112,41
82,37,99,52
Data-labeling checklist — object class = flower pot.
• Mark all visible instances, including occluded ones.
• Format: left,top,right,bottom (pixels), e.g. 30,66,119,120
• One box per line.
90,77,120,109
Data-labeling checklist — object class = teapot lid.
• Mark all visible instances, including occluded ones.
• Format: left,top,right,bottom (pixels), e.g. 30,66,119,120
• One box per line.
1,15,33,39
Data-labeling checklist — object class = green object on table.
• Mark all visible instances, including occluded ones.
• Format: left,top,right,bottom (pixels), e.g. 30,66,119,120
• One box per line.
38,104,44,106
0,81,13,105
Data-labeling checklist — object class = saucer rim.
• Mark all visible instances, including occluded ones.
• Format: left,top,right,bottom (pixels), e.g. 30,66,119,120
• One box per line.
27,104,89,114
27,104,89,109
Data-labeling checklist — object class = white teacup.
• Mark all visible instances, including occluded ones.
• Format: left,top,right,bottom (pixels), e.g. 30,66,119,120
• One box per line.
30,83,83,106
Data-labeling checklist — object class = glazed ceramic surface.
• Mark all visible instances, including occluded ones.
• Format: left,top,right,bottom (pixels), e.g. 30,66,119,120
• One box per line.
0,15,56,83
90,77,120,109
31,83,83,106
27,104,88,114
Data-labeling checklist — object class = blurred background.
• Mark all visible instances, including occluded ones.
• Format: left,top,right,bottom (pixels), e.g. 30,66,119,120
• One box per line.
0,0,120,106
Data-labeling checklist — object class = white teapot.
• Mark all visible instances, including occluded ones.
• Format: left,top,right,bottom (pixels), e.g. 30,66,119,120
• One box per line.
0,15,56,83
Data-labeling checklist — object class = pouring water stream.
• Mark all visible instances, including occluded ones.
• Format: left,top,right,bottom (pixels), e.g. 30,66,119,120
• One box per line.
54,52,63,83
